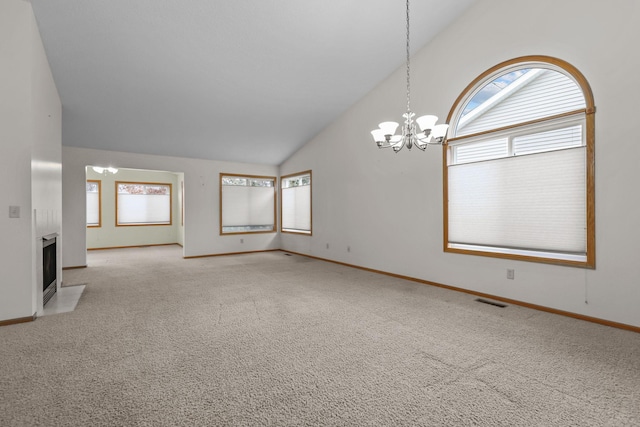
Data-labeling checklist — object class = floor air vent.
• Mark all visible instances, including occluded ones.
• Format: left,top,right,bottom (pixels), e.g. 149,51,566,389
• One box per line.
475,298,507,308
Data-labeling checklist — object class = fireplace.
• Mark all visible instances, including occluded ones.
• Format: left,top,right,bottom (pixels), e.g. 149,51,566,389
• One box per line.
42,236,57,306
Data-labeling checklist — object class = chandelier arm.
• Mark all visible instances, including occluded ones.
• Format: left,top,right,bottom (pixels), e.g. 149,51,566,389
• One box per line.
416,131,430,142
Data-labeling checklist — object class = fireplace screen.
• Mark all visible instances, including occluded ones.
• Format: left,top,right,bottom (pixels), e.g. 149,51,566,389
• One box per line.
42,236,57,306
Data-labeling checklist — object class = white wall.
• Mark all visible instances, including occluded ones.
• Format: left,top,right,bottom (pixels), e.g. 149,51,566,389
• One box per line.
63,147,279,267
280,0,640,328
0,0,61,321
30,0,62,316
85,167,180,249
0,0,32,321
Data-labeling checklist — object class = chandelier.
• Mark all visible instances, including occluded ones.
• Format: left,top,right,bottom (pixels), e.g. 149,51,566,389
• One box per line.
370,0,449,153
92,166,118,174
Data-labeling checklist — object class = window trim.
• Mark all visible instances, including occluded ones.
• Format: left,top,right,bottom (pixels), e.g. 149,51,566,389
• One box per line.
115,181,173,227
219,173,277,235
443,55,596,268
86,179,102,228
280,170,313,236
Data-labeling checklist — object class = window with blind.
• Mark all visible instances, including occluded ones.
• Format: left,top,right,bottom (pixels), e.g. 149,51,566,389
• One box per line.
116,182,172,226
220,174,276,234
281,171,312,235
445,56,595,267
86,180,101,227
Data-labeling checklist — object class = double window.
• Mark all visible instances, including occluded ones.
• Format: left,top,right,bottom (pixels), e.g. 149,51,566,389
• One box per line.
220,174,276,234
116,182,172,226
444,56,595,267
281,171,312,235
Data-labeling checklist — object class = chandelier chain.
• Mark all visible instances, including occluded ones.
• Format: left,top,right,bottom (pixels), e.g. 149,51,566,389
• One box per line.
405,0,411,114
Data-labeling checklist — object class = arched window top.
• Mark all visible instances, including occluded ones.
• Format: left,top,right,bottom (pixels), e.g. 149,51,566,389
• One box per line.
448,56,595,139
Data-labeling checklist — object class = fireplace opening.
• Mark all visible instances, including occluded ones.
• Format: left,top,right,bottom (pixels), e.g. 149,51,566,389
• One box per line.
42,236,57,306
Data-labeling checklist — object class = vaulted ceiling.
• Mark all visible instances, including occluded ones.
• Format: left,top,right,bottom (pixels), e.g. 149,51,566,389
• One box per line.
31,0,477,165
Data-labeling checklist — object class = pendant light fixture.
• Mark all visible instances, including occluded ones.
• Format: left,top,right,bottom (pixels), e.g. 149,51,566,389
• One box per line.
92,166,118,175
370,0,449,152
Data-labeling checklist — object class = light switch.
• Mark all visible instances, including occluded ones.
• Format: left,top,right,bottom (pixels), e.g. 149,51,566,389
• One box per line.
9,206,20,218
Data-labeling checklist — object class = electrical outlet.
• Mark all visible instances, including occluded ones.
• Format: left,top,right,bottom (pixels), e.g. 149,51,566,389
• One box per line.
9,206,20,218
326,243,329,249
240,238,244,244
347,246,351,252
507,269,515,280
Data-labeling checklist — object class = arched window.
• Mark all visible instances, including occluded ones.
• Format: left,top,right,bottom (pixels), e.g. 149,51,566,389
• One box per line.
444,56,595,267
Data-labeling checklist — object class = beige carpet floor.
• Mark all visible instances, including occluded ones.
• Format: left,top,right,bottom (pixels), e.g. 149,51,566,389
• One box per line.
1,246,639,426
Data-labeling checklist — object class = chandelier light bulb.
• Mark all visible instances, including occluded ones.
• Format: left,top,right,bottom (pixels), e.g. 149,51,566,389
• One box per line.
92,166,119,174
431,124,450,143
378,121,400,136
415,115,438,132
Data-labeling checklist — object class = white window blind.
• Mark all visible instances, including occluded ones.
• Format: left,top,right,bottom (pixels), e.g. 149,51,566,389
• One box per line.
220,175,275,233
282,186,311,232
281,172,311,234
454,138,508,165
86,181,100,227
451,119,584,165
117,183,171,226
513,124,582,155
221,186,275,230
448,147,586,256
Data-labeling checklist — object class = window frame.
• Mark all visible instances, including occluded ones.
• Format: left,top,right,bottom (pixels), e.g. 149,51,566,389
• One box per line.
219,173,277,235
115,181,173,227
443,55,596,268
86,179,102,228
280,170,313,235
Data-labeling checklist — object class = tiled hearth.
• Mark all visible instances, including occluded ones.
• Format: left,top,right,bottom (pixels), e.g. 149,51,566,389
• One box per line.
42,285,85,316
